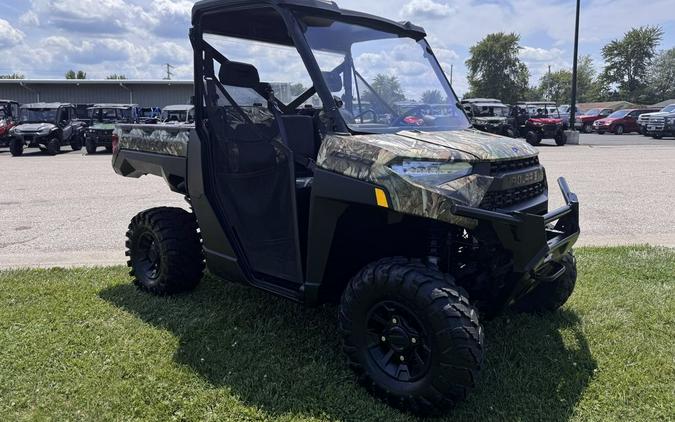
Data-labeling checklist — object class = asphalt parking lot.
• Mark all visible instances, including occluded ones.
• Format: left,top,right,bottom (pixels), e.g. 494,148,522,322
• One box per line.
1,133,674,269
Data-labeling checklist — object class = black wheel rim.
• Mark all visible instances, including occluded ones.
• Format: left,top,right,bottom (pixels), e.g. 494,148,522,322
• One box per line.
135,232,161,282
365,301,431,382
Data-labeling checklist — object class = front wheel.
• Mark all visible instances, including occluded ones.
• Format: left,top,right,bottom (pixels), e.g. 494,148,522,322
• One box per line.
514,252,577,314
525,130,541,146
85,139,97,154
554,131,567,146
614,125,624,135
583,123,592,133
46,138,60,155
340,258,483,415
9,139,23,156
126,207,205,295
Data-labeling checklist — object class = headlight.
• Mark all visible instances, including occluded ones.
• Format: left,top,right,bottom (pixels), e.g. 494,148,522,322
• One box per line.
390,160,473,186
39,128,51,135
667,118,675,124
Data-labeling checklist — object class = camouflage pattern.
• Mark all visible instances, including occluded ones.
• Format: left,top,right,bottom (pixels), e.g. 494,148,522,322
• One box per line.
317,129,538,228
115,124,192,157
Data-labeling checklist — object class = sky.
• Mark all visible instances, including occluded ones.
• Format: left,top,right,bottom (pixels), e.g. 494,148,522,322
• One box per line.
0,0,673,97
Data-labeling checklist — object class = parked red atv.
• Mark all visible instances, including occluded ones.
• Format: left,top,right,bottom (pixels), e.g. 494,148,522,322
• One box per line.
514,101,566,146
0,100,20,149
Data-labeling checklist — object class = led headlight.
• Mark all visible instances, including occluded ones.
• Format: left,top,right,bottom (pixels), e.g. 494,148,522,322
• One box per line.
390,160,473,186
667,117,675,124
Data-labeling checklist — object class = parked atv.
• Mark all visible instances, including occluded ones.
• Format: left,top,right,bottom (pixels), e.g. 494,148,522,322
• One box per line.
85,104,140,154
0,100,20,150
462,98,517,137
113,0,580,415
9,103,85,156
515,101,566,146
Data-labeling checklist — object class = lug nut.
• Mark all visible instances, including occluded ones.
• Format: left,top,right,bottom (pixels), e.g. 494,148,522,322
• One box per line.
399,355,405,362
392,318,398,324
381,336,387,342
411,338,417,344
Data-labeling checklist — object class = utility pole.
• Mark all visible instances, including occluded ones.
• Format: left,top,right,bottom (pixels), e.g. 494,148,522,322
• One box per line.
164,63,174,80
569,0,581,130
548,65,552,101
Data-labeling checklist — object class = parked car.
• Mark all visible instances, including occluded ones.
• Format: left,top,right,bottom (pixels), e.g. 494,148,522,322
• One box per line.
646,112,675,139
461,98,517,137
159,105,195,125
637,104,675,136
514,101,566,146
593,108,659,135
85,104,140,154
9,103,86,156
574,108,613,133
557,105,579,129
0,100,20,149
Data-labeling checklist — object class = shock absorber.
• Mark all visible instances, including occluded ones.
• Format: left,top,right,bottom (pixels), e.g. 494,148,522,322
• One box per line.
426,225,445,268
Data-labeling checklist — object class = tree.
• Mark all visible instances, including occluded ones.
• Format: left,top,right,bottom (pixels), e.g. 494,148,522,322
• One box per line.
465,33,529,104
537,56,604,104
365,74,406,106
0,73,25,79
289,83,306,97
421,89,443,104
599,25,663,102
645,48,675,103
106,74,127,80
65,70,87,79
539,69,572,105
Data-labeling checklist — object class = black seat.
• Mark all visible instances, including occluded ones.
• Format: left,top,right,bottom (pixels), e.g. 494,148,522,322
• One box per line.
280,115,318,177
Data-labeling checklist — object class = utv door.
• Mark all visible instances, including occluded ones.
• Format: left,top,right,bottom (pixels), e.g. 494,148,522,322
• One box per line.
198,55,304,285
59,108,73,141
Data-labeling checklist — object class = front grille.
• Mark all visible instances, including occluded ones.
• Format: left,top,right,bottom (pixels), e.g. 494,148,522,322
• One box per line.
489,156,539,176
650,117,665,124
480,181,547,210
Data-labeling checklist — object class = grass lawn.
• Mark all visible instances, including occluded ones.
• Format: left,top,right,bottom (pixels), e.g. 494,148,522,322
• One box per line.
0,246,673,421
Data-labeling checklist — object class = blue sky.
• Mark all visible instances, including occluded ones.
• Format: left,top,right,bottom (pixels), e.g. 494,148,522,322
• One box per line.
0,0,673,96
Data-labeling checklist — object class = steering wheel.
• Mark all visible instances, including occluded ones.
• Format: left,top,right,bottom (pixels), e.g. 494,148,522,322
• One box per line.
392,105,429,127
352,108,378,123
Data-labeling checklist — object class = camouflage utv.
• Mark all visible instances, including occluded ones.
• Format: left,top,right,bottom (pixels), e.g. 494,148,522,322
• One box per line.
461,98,517,137
85,104,139,154
113,0,580,415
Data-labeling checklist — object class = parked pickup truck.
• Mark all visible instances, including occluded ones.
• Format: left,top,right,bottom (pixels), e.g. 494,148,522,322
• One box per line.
647,112,675,139
637,104,675,136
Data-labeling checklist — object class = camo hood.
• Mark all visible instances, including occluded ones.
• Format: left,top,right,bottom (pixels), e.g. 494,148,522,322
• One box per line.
317,129,540,228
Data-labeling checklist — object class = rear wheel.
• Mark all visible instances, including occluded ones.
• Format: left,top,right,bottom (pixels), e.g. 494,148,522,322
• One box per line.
9,139,23,156
525,130,541,146
504,127,516,138
340,258,483,415
126,207,205,295
614,125,624,135
514,252,577,313
46,138,60,155
85,139,97,154
70,134,83,151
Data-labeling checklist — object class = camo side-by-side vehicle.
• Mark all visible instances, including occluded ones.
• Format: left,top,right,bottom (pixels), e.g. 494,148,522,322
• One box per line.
9,103,85,156
112,0,580,415
461,98,517,137
85,104,140,154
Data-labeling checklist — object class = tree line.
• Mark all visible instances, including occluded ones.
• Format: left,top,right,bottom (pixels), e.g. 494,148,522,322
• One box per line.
466,26,672,105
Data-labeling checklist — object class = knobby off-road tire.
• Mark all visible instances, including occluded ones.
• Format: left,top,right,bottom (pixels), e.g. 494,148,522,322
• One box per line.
85,139,97,155
525,130,541,146
554,131,567,146
126,207,205,295
339,258,484,415
514,252,577,314
9,139,23,156
71,134,83,151
46,138,60,155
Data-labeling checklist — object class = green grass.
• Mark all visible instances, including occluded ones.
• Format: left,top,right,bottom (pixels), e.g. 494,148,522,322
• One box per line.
0,247,673,421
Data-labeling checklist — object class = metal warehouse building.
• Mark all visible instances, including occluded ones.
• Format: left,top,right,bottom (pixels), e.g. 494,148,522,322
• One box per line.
0,80,194,108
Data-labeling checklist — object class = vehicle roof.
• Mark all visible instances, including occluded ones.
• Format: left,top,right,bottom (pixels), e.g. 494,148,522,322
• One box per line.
21,102,73,108
0,99,19,104
518,101,557,106
192,0,426,48
462,98,502,104
163,105,195,111
90,104,139,109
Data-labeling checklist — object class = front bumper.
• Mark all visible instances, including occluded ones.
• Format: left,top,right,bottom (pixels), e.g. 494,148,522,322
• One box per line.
14,133,49,147
86,131,113,147
453,177,579,275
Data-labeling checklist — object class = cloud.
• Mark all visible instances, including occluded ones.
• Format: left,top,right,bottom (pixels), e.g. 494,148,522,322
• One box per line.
520,46,565,62
400,0,453,20
0,19,25,48
147,0,193,38
19,11,40,26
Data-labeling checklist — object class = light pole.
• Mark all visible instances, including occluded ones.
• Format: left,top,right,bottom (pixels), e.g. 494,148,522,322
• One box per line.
569,0,581,130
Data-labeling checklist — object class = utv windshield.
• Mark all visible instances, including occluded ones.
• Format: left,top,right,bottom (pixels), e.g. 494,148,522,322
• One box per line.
473,105,509,117
19,108,58,123
161,109,193,123
92,108,133,122
302,19,468,133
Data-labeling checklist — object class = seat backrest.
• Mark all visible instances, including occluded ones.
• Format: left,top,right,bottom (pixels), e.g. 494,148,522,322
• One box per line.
281,115,318,170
